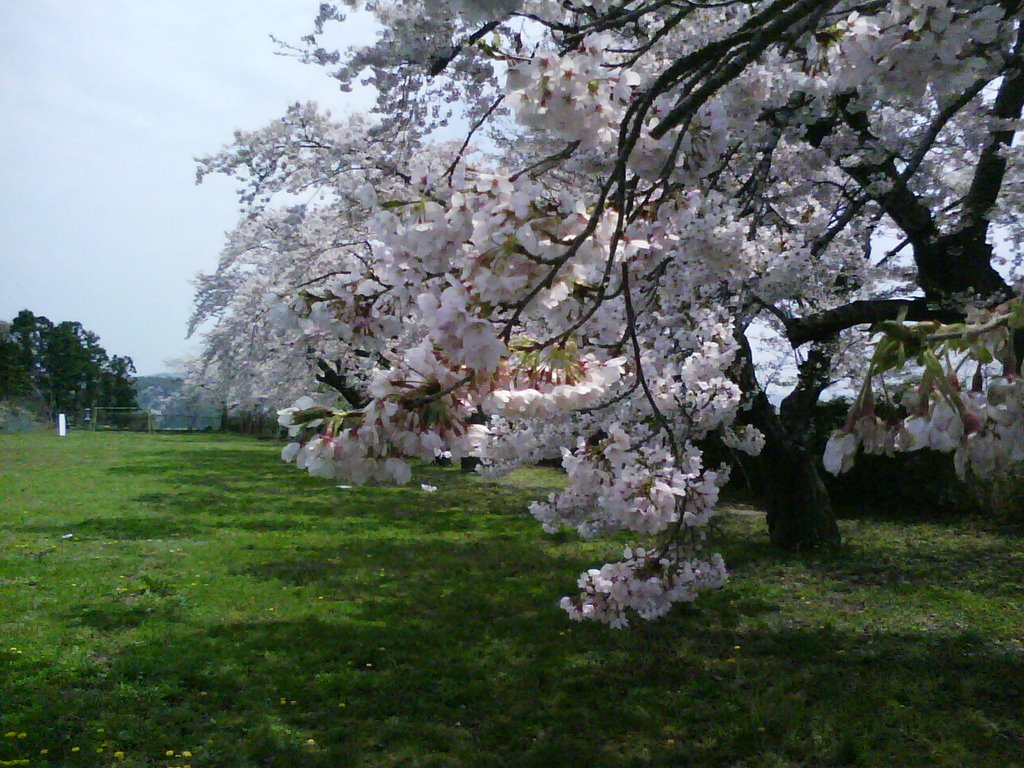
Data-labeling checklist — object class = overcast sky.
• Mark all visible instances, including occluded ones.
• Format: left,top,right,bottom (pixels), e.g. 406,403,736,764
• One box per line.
0,1,377,374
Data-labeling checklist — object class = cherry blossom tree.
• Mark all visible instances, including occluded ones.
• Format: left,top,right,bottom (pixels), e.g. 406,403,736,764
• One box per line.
197,0,1024,627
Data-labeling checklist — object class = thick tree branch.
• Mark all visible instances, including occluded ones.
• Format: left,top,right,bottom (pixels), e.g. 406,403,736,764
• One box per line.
960,28,1024,229
786,298,963,347
651,0,839,140
428,21,500,77
315,358,369,408
836,101,938,248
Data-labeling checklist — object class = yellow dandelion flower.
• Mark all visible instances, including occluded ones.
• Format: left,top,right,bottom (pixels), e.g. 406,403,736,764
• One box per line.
182,751,192,757
72,746,81,752
114,751,125,759
166,749,176,756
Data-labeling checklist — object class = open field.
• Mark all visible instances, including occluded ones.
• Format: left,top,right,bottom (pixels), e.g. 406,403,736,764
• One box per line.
1,432,1022,767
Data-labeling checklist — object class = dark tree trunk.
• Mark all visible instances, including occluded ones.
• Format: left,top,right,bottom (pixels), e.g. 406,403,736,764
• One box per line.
757,418,840,549
736,333,840,550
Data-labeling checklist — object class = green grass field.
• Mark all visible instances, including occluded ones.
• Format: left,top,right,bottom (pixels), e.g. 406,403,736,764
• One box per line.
1,432,1022,767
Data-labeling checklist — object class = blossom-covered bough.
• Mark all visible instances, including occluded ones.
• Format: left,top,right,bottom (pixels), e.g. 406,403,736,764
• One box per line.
824,298,1024,479
194,0,1024,626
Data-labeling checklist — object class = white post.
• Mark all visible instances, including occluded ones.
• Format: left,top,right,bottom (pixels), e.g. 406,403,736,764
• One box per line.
57,413,67,437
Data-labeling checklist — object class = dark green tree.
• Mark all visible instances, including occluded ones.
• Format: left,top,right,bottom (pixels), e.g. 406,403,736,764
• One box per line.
1,310,137,417
101,355,138,409
9,310,52,399
42,322,98,414
0,322,33,398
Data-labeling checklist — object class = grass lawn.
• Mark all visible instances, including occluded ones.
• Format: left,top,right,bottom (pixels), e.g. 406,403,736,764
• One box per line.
1,431,1022,767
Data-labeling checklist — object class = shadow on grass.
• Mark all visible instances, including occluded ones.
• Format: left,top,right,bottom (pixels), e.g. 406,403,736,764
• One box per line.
106,445,562,515
19,514,209,540
26,509,1024,766
717,514,1024,601
833,501,1024,531
13,601,1024,767
74,595,189,631
15,444,560,545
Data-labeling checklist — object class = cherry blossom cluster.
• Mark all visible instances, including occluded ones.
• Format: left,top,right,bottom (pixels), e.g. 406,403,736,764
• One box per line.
471,414,572,477
808,1,1009,103
279,341,489,484
484,356,627,419
506,33,642,150
369,170,619,340
825,373,1024,480
560,547,729,629
530,425,729,538
262,150,757,623
825,301,1024,480
266,147,765,623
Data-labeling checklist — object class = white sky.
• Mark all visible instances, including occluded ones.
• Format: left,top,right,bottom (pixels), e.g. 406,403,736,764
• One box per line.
0,1,377,374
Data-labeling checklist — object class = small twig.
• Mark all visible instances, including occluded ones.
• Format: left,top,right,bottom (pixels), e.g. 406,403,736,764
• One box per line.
509,141,581,182
444,94,506,183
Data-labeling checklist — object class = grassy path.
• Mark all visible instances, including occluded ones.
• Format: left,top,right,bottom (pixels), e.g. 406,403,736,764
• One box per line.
1,432,1022,767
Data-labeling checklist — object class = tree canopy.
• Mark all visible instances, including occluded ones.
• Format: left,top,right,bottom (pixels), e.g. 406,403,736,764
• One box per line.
193,0,1024,626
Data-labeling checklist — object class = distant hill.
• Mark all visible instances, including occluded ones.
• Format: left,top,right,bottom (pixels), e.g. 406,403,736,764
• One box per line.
135,374,221,430
135,374,183,411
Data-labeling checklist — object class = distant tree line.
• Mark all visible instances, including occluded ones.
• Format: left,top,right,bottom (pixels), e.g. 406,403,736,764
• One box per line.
0,309,137,418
